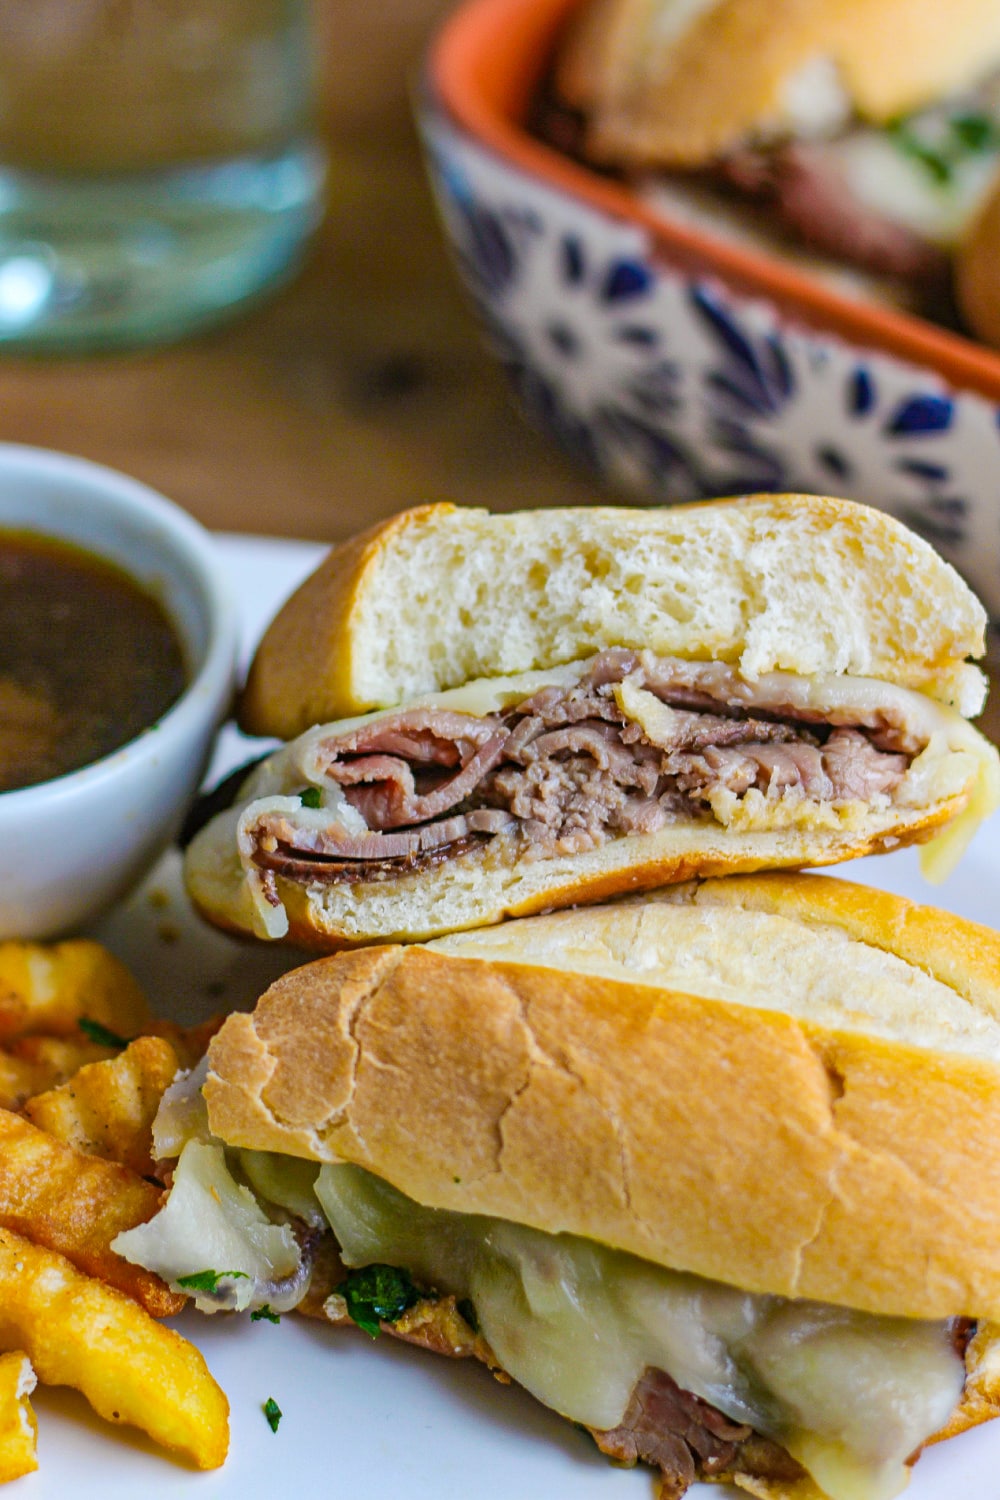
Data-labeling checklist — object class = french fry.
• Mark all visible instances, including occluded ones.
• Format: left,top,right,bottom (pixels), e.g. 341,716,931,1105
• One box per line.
0,1035,121,1113
23,1036,181,1178
0,940,150,1043
0,1352,37,1483
0,1229,229,1469
0,1034,121,1113
7,1033,119,1072
0,1109,183,1318
0,1051,62,1113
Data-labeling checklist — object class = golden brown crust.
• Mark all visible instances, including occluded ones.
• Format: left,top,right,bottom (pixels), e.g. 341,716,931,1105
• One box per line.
557,0,1000,166
559,0,842,165
205,876,1000,1322
239,504,457,739
930,1321,1000,1443
956,179,1000,352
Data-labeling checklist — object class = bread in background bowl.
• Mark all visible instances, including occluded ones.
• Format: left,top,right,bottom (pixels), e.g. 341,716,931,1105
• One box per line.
419,0,1000,618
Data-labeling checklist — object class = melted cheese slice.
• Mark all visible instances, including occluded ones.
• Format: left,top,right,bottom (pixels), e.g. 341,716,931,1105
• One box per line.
115,1083,968,1500
315,1164,964,1500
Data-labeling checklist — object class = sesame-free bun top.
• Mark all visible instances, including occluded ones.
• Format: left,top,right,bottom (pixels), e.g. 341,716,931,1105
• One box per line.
957,174,1000,350
555,0,1000,167
239,496,988,740
205,872,1000,1322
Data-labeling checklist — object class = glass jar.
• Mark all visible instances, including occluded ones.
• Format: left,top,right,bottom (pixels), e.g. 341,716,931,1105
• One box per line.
0,0,326,350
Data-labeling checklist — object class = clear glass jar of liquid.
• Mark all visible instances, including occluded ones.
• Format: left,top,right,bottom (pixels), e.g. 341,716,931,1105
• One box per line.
0,0,326,350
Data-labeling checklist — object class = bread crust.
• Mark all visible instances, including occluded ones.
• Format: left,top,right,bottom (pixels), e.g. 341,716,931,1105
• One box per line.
235,495,988,739
277,803,958,948
557,0,1000,166
205,874,1000,1322
956,176,1000,351
240,504,456,740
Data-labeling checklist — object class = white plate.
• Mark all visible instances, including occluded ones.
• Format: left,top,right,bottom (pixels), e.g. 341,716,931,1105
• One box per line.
26,532,1000,1498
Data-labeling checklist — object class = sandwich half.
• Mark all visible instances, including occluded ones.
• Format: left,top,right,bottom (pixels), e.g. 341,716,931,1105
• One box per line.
116,873,1000,1500
555,0,1000,168
184,496,998,948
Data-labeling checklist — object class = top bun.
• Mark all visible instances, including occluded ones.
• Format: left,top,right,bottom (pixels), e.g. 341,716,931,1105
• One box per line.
556,0,1000,166
957,172,1000,348
239,495,987,739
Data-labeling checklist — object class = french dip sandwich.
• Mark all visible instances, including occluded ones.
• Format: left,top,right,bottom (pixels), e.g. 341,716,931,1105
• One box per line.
116,874,1000,1500
554,0,1000,340
185,496,998,948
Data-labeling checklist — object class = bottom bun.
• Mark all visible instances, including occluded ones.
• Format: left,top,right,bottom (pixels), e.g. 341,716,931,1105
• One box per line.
189,799,964,950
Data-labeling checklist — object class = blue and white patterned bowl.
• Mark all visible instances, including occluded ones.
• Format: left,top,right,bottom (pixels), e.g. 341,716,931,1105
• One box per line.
420,0,1000,620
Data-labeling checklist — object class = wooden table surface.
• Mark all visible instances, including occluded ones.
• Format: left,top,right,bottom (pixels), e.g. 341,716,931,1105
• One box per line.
0,0,601,545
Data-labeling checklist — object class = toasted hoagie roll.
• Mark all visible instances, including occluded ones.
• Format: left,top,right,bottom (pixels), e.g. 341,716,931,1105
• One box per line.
956,170,1000,346
555,0,1000,168
121,875,1000,1500
185,497,998,948
554,0,1000,344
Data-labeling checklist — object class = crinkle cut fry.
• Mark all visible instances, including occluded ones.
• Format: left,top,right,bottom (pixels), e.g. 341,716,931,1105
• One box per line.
0,940,150,1042
0,1035,123,1112
0,1229,228,1469
0,1108,183,1317
0,1049,76,1113
23,1035,182,1178
0,1351,36,1483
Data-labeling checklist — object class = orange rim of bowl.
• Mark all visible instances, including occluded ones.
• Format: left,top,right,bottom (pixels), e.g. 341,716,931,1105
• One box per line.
428,0,1000,405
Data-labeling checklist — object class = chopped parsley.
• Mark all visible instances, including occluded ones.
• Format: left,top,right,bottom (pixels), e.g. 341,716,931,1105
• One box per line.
263,1397,282,1433
889,109,1000,187
950,113,1000,153
176,1269,250,1294
335,1263,420,1339
251,1304,281,1324
78,1018,131,1050
300,786,322,808
889,121,951,184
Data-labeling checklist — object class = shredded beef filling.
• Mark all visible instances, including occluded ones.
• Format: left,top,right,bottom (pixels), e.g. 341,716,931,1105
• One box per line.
590,1366,806,1498
249,650,913,884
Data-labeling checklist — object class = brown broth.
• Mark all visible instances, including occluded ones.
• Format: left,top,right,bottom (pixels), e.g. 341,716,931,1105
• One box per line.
0,529,188,793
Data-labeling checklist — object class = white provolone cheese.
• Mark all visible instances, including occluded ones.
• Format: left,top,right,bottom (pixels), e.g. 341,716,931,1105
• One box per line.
315,1165,964,1500
112,1140,301,1313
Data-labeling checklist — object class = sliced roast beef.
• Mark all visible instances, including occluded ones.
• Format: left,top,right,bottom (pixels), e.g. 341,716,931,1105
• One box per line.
591,1366,805,1498
255,808,514,865
244,650,916,884
718,142,950,284
313,709,510,829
